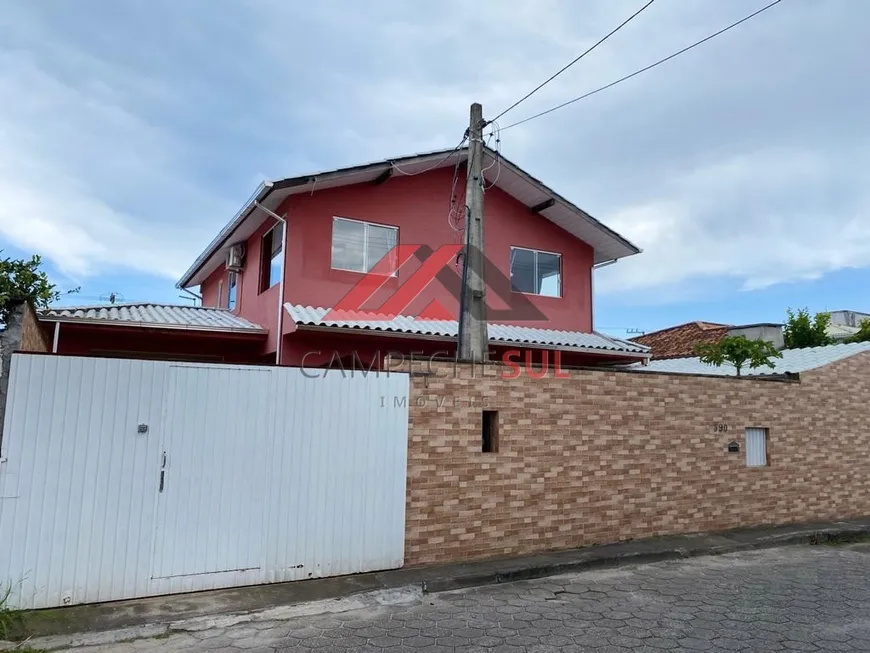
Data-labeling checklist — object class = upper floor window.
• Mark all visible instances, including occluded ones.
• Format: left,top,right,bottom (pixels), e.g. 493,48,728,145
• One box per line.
227,271,238,311
510,247,561,297
332,217,398,275
261,222,283,292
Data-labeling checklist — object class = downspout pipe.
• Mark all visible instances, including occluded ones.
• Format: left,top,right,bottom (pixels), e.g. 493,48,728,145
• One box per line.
253,201,287,365
178,287,203,305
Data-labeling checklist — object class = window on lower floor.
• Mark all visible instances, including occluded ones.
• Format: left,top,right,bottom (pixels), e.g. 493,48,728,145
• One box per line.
332,217,398,274
510,247,561,297
261,222,284,292
745,427,769,467
227,272,238,311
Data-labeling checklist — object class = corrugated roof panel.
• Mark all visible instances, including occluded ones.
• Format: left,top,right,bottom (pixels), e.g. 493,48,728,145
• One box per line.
633,342,870,376
285,304,649,355
43,303,266,333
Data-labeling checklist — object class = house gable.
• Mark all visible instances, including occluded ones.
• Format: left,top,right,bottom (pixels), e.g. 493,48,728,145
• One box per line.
178,146,640,291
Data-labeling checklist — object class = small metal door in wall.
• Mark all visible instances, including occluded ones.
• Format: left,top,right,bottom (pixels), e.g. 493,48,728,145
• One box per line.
151,365,273,579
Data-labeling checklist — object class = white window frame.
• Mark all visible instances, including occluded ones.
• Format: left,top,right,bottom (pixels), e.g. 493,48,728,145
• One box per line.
261,222,284,292
745,427,769,467
227,271,238,311
509,246,563,298
217,279,224,309
331,217,399,276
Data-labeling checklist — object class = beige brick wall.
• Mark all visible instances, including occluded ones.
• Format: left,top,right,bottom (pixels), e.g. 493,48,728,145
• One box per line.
405,354,870,565
21,303,50,352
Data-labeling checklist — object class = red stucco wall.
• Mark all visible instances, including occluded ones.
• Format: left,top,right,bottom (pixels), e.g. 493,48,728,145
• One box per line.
281,168,593,330
202,217,283,355
201,167,596,358
54,324,266,363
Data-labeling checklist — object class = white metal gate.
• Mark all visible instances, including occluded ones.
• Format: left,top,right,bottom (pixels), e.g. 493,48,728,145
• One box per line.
152,365,273,579
0,354,409,609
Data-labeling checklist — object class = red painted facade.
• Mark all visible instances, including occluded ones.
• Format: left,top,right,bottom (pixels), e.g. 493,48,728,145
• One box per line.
47,323,267,363
200,167,604,366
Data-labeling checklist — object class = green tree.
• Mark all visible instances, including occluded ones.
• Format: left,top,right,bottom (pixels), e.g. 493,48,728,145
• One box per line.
847,319,870,344
694,336,783,377
783,307,834,349
0,254,68,323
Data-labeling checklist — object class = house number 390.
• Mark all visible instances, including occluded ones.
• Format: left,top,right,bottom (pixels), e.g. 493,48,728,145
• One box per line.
714,423,729,433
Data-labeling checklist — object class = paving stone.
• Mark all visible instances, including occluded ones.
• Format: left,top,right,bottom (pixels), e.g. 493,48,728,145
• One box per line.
48,546,870,653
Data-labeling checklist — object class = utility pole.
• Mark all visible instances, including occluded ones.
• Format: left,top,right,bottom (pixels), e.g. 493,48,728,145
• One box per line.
458,102,488,362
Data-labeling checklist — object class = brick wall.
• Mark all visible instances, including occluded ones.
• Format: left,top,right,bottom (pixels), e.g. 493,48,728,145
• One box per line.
20,302,49,352
405,354,870,565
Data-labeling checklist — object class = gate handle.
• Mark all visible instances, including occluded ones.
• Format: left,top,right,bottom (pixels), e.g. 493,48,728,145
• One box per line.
159,451,167,492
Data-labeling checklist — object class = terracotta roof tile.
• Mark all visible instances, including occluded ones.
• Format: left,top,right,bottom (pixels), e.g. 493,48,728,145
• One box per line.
632,321,730,359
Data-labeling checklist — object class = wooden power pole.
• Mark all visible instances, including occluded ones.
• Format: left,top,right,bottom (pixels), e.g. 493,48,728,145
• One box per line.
458,102,488,362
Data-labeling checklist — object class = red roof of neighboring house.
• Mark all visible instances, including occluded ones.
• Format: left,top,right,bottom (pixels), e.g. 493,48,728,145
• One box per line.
632,321,730,360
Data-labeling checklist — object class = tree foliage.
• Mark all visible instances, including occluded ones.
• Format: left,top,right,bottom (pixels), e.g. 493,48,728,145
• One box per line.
847,319,870,344
694,336,783,377
783,307,834,349
0,254,63,323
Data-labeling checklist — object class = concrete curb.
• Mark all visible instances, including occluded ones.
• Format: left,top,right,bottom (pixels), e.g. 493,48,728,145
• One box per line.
0,586,424,652
5,518,870,650
422,523,870,594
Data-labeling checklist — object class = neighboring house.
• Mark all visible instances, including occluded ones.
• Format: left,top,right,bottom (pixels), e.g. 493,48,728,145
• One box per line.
633,341,870,377
633,321,785,360
631,321,730,360
827,310,870,342
634,311,870,359
156,146,649,368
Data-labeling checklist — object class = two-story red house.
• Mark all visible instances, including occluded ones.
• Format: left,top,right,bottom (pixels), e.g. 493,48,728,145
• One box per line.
40,146,648,368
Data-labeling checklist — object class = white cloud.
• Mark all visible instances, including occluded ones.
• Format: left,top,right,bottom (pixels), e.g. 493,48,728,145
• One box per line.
598,149,870,291
0,47,232,281
596,146,870,293
0,0,867,302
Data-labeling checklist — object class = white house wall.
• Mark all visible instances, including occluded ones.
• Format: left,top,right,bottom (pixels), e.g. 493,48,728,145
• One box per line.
0,354,409,609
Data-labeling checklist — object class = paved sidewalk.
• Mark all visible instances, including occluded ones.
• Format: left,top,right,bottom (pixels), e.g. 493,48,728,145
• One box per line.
36,543,870,652
18,516,870,643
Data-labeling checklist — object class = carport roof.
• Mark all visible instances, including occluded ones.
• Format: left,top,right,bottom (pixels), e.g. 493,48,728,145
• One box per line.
41,303,267,334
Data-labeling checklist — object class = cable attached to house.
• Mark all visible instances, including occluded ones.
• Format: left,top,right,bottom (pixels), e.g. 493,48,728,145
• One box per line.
482,121,502,190
391,133,469,176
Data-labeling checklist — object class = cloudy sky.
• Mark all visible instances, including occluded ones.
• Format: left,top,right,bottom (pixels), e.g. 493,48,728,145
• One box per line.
1,0,866,336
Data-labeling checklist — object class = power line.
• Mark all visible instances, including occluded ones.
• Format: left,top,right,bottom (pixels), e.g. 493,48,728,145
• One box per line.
482,121,502,189
501,0,785,132
488,0,657,125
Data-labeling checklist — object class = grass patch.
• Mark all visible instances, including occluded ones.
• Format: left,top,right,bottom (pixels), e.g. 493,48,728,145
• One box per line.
0,584,28,642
